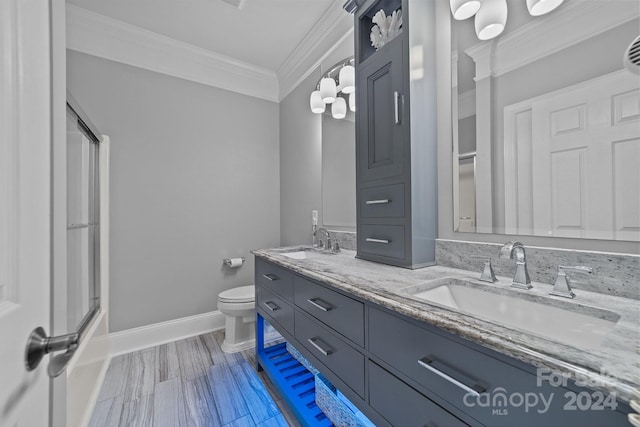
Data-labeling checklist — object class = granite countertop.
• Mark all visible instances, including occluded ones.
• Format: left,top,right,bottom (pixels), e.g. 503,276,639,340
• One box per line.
252,246,640,404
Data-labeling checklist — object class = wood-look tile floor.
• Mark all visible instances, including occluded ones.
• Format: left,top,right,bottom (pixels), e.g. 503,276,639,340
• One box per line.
89,331,301,427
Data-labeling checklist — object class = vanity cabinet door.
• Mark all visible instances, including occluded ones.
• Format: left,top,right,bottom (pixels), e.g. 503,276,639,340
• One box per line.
369,361,470,427
356,34,406,185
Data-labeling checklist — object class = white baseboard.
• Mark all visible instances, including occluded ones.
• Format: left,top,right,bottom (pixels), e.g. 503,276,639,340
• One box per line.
109,311,226,356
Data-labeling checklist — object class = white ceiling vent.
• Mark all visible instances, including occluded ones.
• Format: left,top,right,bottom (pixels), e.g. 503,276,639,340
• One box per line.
624,35,640,75
219,0,246,9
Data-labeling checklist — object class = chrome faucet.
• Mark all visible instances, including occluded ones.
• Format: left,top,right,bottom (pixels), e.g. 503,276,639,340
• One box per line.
550,265,592,299
313,227,332,250
499,241,532,289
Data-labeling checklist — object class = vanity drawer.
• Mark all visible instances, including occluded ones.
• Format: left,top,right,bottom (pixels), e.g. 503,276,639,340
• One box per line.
294,276,364,347
360,183,405,218
255,259,294,301
295,310,365,398
256,285,294,335
369,361,469,427
357,224,405,260
368,307,629,427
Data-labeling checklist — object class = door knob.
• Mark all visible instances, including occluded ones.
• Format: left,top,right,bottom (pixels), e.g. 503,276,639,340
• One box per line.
24,326,79,377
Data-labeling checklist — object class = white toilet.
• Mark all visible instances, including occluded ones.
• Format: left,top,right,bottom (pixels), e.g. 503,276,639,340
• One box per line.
217,285,256,353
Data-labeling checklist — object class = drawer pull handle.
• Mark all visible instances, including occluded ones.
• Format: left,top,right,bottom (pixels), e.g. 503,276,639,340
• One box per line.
307,298,333,312
394,91,401,124
366,238,390,244
262,273,279,281
365,199,390,205
262,301,280,312
418,357,485,397
307,338,333,356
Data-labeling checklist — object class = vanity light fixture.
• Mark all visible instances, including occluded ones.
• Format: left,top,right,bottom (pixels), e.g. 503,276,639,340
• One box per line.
451,0,564,41
526,0,564,16
309,57,356,119
475,0,507,40
332,97,347,119
450,0,482,20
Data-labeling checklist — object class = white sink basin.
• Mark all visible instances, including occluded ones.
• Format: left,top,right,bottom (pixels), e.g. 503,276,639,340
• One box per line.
281,250,310,260
402,278,619,348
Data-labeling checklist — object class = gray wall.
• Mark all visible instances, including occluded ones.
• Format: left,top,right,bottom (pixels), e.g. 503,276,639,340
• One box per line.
279,69,323,246
67,51,281,332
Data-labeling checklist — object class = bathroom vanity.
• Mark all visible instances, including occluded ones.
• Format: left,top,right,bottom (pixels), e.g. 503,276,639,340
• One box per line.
253,246,637,427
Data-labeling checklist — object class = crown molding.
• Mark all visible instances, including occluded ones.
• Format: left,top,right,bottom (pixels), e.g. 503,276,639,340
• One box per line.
277,0,354,101
66,5,279,102
465,1,638,79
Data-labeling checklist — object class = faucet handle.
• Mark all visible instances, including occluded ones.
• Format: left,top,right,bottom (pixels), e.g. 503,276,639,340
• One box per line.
550,265,592,299
471,256,497,283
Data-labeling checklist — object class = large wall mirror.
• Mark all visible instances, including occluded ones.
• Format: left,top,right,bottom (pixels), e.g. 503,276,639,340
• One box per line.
452,0,640,241
322,110,356,229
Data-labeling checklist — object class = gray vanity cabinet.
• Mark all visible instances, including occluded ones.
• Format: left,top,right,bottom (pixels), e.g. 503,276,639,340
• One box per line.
255,257,631,427
354,0,438,269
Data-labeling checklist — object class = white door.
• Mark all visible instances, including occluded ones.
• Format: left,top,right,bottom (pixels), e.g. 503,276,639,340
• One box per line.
531,71,640,240
504,70,640,240
0,0,53,425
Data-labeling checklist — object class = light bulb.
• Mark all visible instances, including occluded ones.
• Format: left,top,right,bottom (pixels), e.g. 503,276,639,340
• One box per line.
309,90,325,114
450,0,482,20
332,97,347,119
526,0,563,16
320,77,337,104
349,92,356,112
339,65,355,94
475,0,507,40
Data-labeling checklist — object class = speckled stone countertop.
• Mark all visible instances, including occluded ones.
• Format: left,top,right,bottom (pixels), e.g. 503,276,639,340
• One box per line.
252,246,640,403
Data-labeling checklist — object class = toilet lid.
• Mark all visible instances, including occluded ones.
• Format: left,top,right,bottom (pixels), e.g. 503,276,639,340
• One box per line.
219,285,255,303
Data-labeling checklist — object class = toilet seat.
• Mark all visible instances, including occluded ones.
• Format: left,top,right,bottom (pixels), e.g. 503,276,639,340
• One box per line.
219,285,255,303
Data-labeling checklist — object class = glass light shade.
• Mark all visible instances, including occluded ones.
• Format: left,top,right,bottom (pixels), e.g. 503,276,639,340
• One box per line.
526,0,563,16
320,77,337,104
339,65,355,94
450,0,482,20
332,97,347,119
349,92,356,112
475,0,507,40
309,90,325,114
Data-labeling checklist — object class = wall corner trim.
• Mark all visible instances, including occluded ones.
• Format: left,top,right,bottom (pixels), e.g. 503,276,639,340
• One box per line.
109,311,226,357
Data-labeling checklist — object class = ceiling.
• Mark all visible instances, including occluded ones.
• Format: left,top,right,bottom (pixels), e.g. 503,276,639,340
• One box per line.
66,0,339,72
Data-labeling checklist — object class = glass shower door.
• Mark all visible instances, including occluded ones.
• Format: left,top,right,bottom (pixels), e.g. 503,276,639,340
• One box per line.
66,105,100,333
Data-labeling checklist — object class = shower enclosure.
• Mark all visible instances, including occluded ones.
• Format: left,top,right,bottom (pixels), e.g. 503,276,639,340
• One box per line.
66,96,101,334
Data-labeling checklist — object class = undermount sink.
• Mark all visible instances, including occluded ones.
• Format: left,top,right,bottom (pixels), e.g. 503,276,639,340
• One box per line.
279,248,329,260
281,250,311,260
401,278,619,348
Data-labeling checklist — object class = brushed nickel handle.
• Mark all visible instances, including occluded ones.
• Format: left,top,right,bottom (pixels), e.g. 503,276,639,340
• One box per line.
394,91,401,124
365,199,390,205
307,298,333,312
307,337,333,356
366,238,390,244
262,273,279,281
25,327,79,378
418,357,485,397
262,301,280,312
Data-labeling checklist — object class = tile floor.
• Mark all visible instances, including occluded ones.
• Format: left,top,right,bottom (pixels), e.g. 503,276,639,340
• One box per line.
88,330,300,427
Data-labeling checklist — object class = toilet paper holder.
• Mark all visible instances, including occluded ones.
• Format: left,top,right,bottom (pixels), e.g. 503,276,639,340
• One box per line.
223,257,245,267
